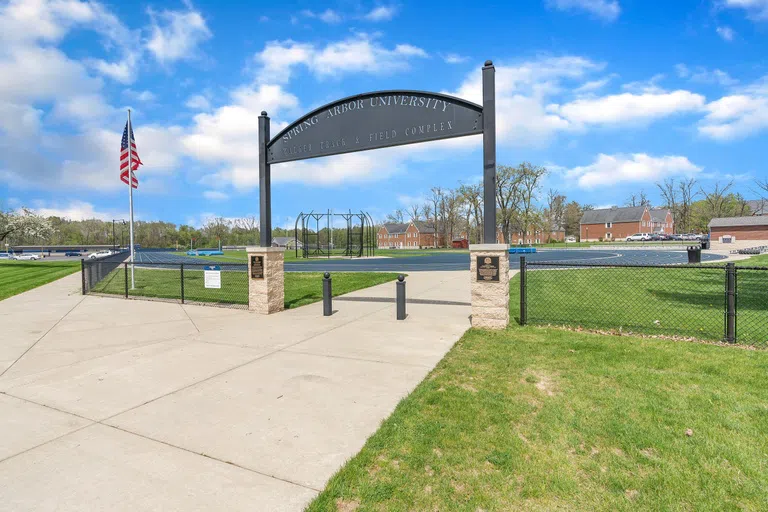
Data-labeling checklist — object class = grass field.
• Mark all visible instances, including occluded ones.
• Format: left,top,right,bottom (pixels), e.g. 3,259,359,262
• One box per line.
309,327,768,511
0,260,80,301
510,266,768,346
91,266,400,309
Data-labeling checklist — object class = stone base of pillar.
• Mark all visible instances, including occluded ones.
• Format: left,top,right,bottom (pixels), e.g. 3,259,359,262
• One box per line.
246,247,285,314
469,244,509,329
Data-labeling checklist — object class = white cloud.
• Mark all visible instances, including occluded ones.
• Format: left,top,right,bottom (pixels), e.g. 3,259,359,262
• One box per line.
573,76,614,93
318,9,342,23
723,0,768,20
441,53,469,64
185,94,211,110
255,34,428,83
717,26,736,41
552,90,706,125
364,6,398,21
146,4,211,64
547,0,621,21
699,93,768,140
124,89,156,102
565,153,702,188
32,200,127,221
203,190,228,200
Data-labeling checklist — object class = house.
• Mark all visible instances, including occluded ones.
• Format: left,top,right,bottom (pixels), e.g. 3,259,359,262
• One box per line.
580,206,673,241
506,224,566,245
747,199,768,216
271,236,302,249
708,216,768,250
456,229,506,246
377,221,445,248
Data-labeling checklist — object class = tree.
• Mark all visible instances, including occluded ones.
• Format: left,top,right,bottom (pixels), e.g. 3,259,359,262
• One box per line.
385,209,405,224
701,181,734,220
407,204,422,222
545,189,566,233
563,201,583,238
517,162,548,241
429,187,443,247
458,183,482,244
625,190,651,208
495,165,522,245
0,207,55,245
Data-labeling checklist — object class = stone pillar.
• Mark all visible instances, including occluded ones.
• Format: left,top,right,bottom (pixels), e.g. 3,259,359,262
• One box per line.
246,246,285,314
469,244,509,329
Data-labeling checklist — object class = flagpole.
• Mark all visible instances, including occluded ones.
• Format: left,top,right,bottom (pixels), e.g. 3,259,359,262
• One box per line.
127,109,136,289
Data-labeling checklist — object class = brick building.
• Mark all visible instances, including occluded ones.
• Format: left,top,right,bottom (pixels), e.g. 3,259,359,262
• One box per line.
377,221,445,248
708,216,768,250
580,206,673,241
506,225,566,245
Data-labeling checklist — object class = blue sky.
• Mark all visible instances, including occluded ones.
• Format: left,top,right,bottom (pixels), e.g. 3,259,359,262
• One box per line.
1,0,767,228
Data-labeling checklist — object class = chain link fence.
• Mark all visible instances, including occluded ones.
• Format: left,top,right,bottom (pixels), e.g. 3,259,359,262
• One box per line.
517,257,768,347
82,259,248,309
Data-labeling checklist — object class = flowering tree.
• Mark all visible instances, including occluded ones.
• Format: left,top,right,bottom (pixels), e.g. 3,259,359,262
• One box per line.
0,208,55,245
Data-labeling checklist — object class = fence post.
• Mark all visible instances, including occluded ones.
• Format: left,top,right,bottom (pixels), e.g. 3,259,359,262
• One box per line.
81,259,86,295
725,263,736,343
124,262,129,298
180,264,185,304
396,274,406,320
519,256,527,325
322,272,332,316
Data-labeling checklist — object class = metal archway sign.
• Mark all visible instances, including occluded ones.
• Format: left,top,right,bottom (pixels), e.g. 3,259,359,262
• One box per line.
259,60,497,247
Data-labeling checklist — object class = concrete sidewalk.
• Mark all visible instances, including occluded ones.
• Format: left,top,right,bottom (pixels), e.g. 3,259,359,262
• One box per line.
0,271,470,511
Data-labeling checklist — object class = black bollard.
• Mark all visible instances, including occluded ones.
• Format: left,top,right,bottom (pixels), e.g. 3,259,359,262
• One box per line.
322,272,332,316
396,274,406,320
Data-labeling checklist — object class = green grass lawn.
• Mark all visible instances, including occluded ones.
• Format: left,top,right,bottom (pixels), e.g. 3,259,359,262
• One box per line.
738,252,768,267
510,266,768,346
309,327,768,511
91,266,400,309
0,260,81,301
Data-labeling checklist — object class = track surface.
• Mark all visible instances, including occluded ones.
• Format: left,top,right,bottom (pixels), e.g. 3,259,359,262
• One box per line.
130,249,726,272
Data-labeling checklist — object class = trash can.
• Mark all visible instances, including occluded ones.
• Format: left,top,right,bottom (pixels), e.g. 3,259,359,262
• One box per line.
701,239,710,250
687,246,701,264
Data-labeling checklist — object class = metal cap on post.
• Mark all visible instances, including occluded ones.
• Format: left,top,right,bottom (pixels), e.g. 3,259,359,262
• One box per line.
396,274,406,320
322,272,332,317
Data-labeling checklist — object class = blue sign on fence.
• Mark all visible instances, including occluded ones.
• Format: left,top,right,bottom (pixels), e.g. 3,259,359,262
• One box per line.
204,265,221,271
204,265,222,289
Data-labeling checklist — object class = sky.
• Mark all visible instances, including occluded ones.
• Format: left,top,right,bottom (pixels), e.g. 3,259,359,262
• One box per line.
1,0,767,229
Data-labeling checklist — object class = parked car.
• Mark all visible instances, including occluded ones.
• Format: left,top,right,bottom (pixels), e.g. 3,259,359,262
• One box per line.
88,250,113,260
669,234,683,241
658,233,672,241
565,236,577,243
0,252,10,259
649,233,661,241
626,233,651,242
11,254,39,261
64,251,83,257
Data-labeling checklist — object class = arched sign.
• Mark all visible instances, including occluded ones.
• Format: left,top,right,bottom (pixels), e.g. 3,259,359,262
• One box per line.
259,60,496,247
267,91,483,164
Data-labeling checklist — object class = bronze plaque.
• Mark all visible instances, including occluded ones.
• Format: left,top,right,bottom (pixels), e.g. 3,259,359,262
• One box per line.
250,255,264,279
476,256,500,282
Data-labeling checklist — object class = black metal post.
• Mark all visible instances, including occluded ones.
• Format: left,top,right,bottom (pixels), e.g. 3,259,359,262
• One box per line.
112,220,116,251
259,111,272,248
725,263,736,343
124,261,129,298
482,60,497,244
180,263,185,304
396,274,406,320
81,258,86,295
322,272,332,316
520,256,527,325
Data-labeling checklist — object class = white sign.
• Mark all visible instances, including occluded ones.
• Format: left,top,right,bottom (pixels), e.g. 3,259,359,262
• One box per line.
204,265,221,289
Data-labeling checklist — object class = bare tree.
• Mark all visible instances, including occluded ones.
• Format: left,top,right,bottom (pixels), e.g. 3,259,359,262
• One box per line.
546,189,566,233
407,204,422,222
518,162,548,240
385,209,405,224
458,183,483,244
429,187,443,247
701,181,734,219
495,165,522,245
626,190,651,208
678,178,698,233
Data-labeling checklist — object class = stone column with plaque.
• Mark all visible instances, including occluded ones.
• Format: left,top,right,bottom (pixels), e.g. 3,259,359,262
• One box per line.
246,246,285,314
469,244,509,329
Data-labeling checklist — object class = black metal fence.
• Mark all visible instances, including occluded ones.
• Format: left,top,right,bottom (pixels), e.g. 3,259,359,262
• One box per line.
518,257,768,347
82,259,248,309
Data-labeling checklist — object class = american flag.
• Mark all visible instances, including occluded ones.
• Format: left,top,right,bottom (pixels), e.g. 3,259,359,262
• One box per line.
120,121,142,188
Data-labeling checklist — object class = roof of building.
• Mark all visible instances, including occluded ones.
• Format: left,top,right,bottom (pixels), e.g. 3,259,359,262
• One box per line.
709,216,768,228
412,220,436,234
381,223,409,234
580,206,648,224
747,199,767,215
272,236,299,246
649,209,671,222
